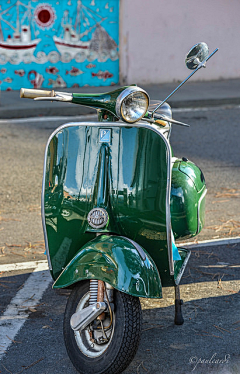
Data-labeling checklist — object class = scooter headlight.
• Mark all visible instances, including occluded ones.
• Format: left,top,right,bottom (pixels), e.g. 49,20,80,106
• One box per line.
115,87,149,123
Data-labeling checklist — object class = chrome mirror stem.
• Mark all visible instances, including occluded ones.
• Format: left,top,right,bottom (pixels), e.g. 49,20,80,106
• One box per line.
151,48,219,116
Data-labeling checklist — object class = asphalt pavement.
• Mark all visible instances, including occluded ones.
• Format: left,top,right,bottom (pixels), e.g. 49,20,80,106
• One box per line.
1,80,240,374
0,78,240,119
1,243,240,374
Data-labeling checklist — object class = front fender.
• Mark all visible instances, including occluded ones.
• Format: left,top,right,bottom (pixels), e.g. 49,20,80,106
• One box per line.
53,235,162,298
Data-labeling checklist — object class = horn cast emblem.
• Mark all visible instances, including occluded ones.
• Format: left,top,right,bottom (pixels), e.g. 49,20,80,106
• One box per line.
87,208,109,229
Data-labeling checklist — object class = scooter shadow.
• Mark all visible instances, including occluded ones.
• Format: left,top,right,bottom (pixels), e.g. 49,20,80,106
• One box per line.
0,265,239,374
124,243,240,373
126,289,240,374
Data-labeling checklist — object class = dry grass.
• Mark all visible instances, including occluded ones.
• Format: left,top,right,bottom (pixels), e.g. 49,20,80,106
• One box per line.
205,219,240,237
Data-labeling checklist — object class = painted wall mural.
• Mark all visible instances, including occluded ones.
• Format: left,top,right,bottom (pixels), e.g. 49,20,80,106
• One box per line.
0,0,119,90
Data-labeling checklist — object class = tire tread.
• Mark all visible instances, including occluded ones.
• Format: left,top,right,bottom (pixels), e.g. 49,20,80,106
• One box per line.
106,293,142,374
64,282,142,374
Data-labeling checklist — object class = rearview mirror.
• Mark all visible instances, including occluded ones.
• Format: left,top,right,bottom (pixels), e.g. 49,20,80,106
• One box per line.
185,42,209,70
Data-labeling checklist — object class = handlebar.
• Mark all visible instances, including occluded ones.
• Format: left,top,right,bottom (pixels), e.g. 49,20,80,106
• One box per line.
20,88,72,102
20,88,55,99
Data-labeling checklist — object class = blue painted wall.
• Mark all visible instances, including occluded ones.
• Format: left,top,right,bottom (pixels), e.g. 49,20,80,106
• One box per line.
0,0,119,90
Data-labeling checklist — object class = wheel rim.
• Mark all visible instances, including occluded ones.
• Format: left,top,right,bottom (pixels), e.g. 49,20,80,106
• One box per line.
74,292,115,358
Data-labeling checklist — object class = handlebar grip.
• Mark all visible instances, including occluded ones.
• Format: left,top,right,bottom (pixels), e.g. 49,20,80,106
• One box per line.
20,88,54,99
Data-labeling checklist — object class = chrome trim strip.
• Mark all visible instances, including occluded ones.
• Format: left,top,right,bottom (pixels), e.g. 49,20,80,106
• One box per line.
42,121,173,274
175,248,191,285
197,188,207,234
41,139,52,270
121,236,146,261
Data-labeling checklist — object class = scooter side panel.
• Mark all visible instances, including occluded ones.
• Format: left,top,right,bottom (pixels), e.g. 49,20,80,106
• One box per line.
171,159,207,239
52,235,162,298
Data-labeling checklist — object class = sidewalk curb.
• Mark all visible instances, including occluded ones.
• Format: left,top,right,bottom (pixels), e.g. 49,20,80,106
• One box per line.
168,97,240,109
0,105,96,119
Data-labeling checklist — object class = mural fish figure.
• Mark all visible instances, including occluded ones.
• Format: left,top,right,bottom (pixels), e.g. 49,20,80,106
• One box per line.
3,77,12,83
66,67,84,76
91,70,113,81
14,69,25,77
0,68,7,74
48,74,66,88
46,66,59,74
86,63,96,69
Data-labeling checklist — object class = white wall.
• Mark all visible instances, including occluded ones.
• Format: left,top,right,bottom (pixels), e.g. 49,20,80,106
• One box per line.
119,0,240,84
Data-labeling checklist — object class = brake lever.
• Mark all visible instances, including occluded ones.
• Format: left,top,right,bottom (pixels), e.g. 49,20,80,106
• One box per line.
34,92,72,102
34,97,62,101
145,112,190,127
160,116,190,127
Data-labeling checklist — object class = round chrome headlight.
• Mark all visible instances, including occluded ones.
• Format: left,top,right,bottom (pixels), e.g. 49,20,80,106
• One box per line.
115,87,149,123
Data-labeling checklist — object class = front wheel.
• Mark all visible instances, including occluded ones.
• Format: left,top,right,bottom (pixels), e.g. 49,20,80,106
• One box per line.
63,281,142,374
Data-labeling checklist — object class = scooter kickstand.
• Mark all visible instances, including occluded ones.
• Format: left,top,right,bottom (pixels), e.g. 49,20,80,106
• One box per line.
174,285,184,325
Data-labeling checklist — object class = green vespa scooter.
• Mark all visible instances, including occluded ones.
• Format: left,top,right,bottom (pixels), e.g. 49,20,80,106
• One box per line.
20,42,218,374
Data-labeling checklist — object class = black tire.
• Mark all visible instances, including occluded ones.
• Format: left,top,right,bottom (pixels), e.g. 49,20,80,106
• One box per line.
63,281,142,374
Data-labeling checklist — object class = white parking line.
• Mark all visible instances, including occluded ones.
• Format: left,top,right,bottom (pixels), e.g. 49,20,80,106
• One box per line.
0,260,48,273
0,262,52,359
0,237,239,274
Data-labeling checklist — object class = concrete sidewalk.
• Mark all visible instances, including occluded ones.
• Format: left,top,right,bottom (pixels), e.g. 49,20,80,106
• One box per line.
0,78,239,119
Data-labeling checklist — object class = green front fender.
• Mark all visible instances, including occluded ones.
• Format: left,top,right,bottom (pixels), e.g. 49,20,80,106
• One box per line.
53,235,162,298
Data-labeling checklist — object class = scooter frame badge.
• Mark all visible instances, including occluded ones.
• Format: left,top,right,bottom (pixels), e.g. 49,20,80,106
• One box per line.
87,207,109,229
99,129,111,143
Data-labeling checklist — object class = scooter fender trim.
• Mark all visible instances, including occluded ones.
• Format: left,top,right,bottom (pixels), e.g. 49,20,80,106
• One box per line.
53,235,162,298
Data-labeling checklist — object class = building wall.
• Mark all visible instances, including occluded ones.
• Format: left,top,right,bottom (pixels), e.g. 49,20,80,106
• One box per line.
119,0,240,84
0,0,119,91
